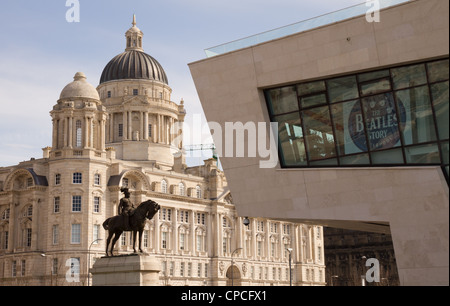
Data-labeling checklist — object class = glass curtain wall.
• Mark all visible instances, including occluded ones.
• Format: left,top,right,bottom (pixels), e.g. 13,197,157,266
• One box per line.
265,58,449,178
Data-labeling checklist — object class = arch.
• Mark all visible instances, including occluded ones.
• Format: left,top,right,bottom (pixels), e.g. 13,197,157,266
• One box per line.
226,265,242,286
112,170,151,191
3,168,48,191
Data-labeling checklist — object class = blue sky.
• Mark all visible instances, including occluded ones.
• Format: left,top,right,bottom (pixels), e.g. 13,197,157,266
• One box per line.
0,0,364,167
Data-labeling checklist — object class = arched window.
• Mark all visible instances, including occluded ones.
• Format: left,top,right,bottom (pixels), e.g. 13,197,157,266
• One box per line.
1,208,10,220
161,180,168,194
196,185,202,199
76,120,82,147
179,183,185,196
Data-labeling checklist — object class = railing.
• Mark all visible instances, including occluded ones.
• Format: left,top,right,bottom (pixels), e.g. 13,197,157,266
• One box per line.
205,0,410,57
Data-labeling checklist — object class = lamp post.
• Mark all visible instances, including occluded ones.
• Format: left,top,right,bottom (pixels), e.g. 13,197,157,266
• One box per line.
331,275,339,286
40,253,54,286
87,238,103,286
286,248,293,286
231,247,243,286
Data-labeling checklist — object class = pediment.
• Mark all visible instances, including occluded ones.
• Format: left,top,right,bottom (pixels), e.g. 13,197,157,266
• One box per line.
122,96,149,106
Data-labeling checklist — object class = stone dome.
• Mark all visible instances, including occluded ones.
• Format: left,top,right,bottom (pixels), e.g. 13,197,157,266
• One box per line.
99,50,169,85
60,72,100,100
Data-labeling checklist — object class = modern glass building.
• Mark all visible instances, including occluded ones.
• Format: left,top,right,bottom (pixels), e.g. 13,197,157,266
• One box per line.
190,0,449,286
265,59,449,179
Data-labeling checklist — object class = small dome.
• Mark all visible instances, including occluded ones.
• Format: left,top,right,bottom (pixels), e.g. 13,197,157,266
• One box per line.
60,72,100,100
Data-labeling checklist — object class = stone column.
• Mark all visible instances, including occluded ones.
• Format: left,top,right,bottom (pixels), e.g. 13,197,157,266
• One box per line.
143,112,149,140
68,116,73,148
123,112,128,140
128,111,132,140
109,113,114,143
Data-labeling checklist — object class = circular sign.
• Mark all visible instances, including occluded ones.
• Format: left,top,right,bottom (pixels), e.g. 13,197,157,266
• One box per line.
348,93,406,151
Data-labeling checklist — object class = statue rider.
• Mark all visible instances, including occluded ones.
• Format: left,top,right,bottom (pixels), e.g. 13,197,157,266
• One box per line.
118,187,135,230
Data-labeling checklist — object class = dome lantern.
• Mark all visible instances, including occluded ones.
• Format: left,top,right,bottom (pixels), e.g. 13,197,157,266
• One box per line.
99,15,168,85
125,14,144,52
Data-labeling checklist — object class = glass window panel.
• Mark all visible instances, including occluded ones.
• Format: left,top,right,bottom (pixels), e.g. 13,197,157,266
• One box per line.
266,87,298,115
339,153,370,165
302,106,336,160
331,100,367,155
442,141,449,165
405,143,440,164
431,81,449,140
371,148,404,164
297,81,325,96
391,64,427,90
358,70,390,82
327,76,359,103
300,93,327,109
361,93,402,151
395,86,437,145
427,59,449,83
360,78,391,96
309,158,338,166
274,113,307,166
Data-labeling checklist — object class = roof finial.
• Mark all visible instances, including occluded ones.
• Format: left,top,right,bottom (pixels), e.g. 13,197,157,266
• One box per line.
132,14,136,27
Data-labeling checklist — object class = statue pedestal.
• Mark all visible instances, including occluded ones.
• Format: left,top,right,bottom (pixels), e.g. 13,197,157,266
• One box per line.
90,254,160,286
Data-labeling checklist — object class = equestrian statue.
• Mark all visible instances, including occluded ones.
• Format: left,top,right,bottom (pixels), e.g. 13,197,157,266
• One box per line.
103,188,160,256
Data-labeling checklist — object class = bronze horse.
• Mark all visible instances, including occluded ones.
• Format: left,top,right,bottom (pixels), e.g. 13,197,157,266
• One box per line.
103,199,160,256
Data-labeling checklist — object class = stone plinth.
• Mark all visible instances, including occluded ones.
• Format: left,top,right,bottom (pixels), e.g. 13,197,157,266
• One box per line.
90,254,160,286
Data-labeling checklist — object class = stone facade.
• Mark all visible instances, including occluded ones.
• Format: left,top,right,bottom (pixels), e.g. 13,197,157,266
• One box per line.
0,17,325,286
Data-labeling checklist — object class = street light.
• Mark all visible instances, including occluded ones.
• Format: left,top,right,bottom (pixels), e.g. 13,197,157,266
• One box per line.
231,247,243,286
41,253,54,286
286,248,293,286
87,238,103,286
331,275,339,286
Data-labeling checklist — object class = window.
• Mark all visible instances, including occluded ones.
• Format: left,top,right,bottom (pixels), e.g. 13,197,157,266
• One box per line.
93,224,100,243
21,260,26,276
52,225,59,245
265,58,449,174
76,120,82,147
12,261,16,277
25,228,32,247
133,89,138,96
161,231,167,249
2,209,10,220
71,224,81,244
73,173,82,184
179,210,189,223
94,197,100,213
179,182,185,196
54,197,60,213
188,263,192,277
69,258,80,278
55,173,61,185
107,91,111,98
197,263,202,277
180,233,185,250
148,124,152,138
52,258,58,275
118,124,123,137
180,262,185,276
143,230,149,247
196,213,206,225
3,231,8,249
196,186,202,199
161,180,168,193
72,195,82,212
94,173,101,185
160,208,172,221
